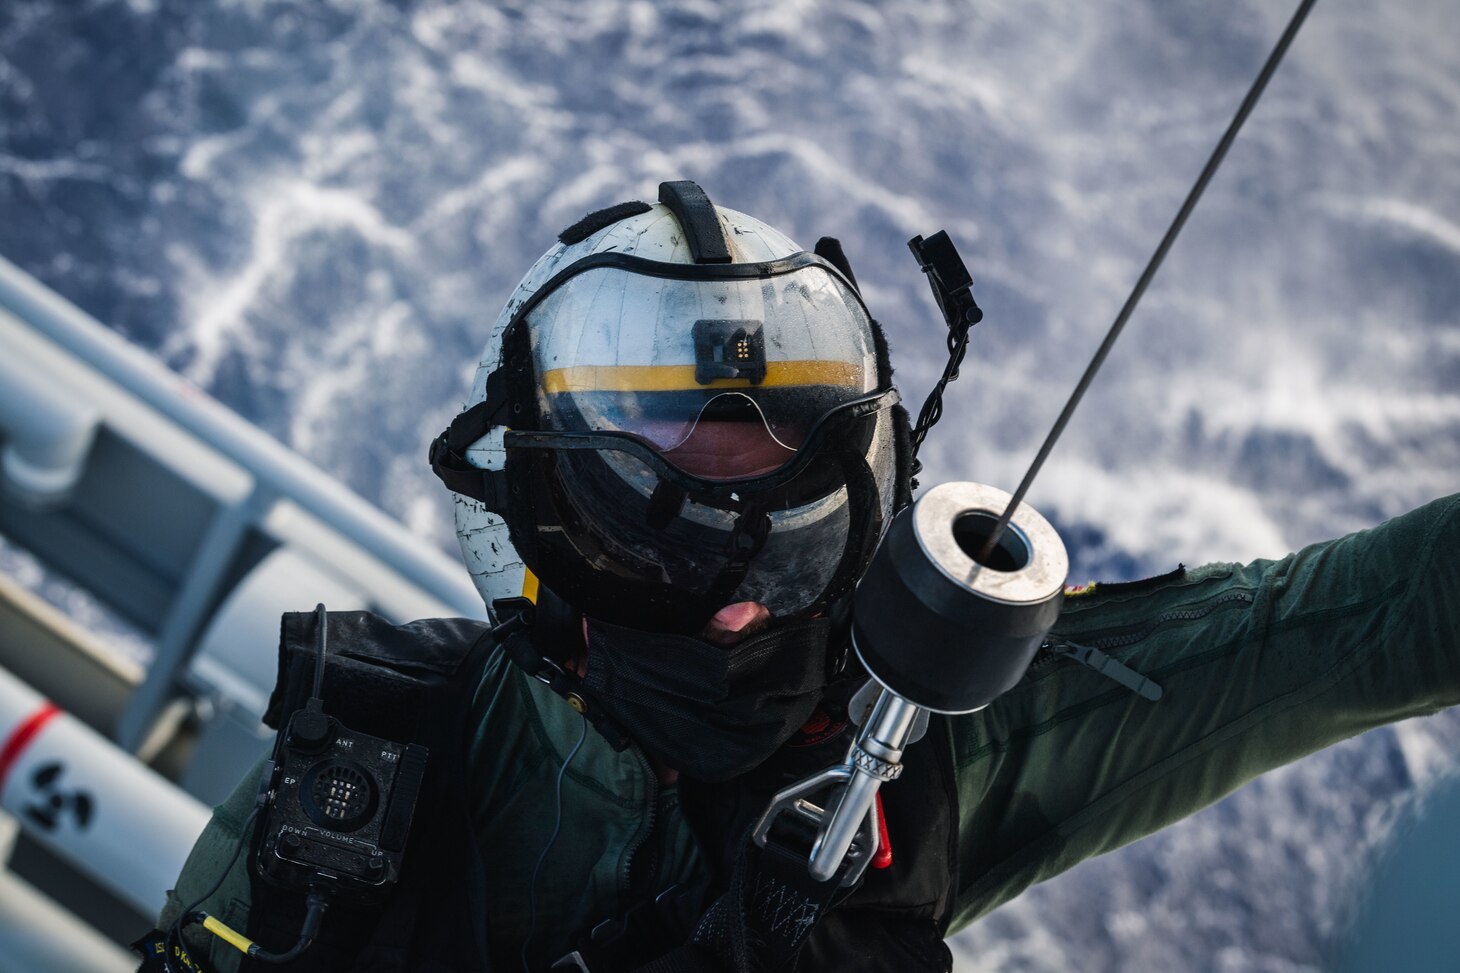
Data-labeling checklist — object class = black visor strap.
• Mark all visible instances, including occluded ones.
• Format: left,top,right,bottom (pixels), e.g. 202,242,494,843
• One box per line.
500,250,869,343
658,180,732,264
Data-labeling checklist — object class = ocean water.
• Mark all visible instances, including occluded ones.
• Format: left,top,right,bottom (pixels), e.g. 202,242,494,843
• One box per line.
2,1,1458,968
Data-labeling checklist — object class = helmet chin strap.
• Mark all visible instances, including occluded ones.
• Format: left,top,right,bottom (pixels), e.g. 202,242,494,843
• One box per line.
526,584,585,664
487,595,632,752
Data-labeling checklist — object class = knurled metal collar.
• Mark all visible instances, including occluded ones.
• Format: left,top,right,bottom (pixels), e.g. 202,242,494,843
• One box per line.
851,747,905,782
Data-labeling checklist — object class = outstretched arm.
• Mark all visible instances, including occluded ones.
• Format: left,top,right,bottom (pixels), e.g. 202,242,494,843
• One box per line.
947,493,1460,929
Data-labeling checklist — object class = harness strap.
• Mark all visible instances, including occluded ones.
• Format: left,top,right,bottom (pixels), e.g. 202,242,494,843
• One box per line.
492,598,633,751
690,839,850,971
559,836,853,973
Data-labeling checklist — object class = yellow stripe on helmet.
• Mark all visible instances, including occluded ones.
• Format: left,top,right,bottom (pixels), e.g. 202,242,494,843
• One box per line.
542,360,865,394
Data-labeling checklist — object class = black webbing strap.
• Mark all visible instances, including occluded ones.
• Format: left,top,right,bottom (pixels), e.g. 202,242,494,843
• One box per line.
427,432,508,508
491,598,632,751
428,370,512,508
813,236,859,292
620,839,847,973
554,826,853,972
658,181,732,264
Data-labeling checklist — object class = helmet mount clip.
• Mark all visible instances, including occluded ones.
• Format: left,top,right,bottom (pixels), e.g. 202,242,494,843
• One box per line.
693,318,767,385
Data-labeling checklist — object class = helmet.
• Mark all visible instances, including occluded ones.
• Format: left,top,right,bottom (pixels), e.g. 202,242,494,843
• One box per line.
431,181,912,633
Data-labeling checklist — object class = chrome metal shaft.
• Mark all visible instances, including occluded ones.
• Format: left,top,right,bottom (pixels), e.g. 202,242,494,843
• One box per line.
807,689,921,881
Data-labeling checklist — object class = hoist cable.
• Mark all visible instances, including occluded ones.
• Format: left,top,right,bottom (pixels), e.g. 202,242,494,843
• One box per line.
978,0,1321,563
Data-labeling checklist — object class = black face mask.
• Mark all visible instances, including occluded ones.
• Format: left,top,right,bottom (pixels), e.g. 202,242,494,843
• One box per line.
582,616,834,782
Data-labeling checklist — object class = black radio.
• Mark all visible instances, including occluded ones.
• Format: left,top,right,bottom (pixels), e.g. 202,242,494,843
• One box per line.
165,606,431,969
255,704,428,906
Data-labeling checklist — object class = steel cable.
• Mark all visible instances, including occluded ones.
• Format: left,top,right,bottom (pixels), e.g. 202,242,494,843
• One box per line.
978,0,1321,563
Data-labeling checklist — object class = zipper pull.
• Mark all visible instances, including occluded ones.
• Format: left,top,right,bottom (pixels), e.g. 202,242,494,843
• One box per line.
1046,638,1163,701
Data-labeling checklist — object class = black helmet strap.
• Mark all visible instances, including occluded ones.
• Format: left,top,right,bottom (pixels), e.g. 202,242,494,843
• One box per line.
426,319,536,511
658,180,732,263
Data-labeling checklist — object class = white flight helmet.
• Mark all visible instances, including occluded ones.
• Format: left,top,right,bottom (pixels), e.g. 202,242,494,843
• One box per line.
431,181,911,633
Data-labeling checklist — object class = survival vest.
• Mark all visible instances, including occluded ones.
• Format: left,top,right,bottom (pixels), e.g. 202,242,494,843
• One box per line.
243,610,956,972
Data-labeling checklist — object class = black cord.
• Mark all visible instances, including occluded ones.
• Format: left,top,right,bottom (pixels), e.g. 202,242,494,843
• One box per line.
979,0,1321,562
164,806,260,973
909,313,976,482
311,602,328,701
166,807,331,968
247,891,330,964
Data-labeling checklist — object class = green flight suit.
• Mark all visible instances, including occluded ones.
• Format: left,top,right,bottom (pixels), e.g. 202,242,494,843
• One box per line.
159,493,1460,969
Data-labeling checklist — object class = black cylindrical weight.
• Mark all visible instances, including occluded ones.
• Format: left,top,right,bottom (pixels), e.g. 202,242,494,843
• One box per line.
852,482,1068,713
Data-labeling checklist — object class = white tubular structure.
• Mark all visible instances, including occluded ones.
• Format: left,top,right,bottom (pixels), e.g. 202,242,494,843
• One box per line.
0,864,135,973
0,351,98,508
0,665,210,919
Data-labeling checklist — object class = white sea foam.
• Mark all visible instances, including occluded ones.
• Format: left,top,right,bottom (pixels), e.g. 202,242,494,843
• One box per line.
1316,194,1460,256
167,179,415,385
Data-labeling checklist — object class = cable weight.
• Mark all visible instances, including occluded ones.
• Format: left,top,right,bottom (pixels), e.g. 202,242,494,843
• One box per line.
755,482,1067,885
853,481,1068,713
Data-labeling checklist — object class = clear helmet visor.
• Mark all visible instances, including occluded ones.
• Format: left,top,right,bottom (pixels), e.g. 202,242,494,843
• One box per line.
527,263,879,480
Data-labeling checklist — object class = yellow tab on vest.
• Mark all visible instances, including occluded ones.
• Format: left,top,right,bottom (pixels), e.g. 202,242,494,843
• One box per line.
201,915,256,957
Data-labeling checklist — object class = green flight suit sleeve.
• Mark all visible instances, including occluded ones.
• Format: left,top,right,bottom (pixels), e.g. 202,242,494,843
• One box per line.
156,755,268,973
946,492,1460,930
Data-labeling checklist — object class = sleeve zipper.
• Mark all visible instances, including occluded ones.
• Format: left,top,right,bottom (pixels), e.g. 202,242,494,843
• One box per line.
1028,589,1257,699
1041,637,1164,700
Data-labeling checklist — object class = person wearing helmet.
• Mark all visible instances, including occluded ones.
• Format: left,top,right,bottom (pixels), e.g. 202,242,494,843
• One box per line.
150,181,1460,973
432,181,911,784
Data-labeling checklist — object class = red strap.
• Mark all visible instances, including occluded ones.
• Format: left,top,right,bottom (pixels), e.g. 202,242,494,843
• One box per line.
0,703,61,801
872,791,894,869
